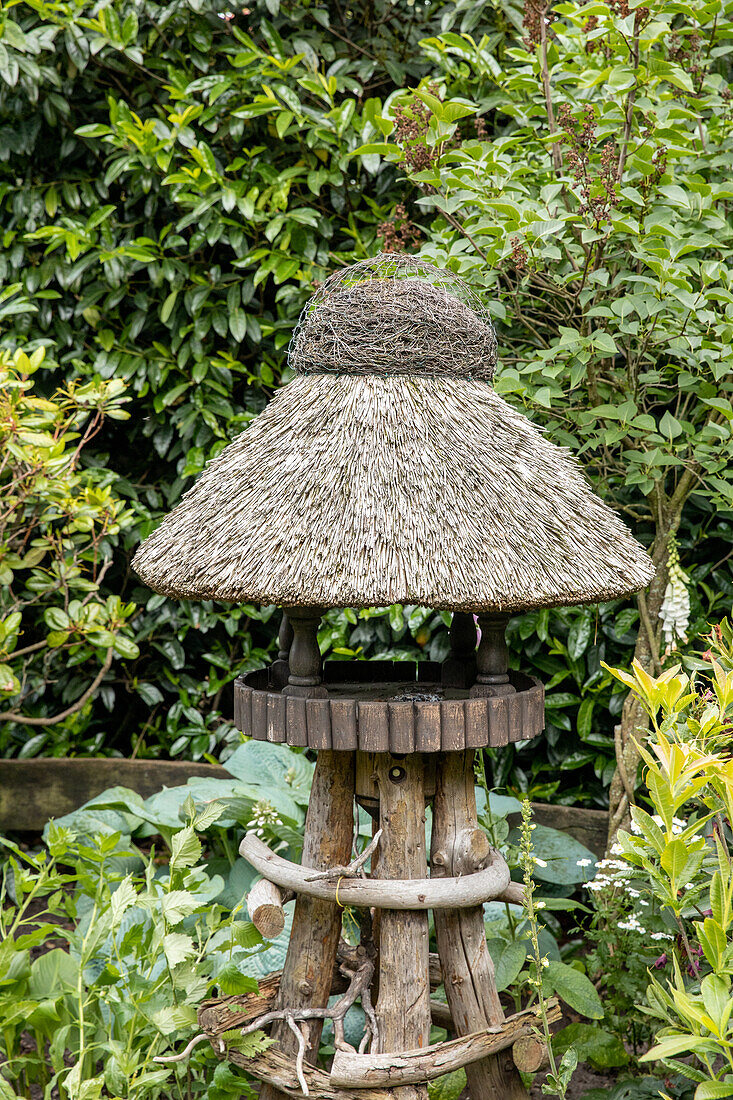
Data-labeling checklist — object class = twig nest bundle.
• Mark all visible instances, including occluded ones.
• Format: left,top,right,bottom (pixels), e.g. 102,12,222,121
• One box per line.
133,252,654,609
288,256,497,380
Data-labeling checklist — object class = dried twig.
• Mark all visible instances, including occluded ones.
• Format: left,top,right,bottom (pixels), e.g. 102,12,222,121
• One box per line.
305,829,382,882
240,950,376,1055
286,1014,309,1096
154,1032,210,1064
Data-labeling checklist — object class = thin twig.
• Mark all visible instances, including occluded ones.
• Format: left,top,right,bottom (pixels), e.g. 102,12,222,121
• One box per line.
305,829,382,882
153,1033,209,1064
0,647,114,725
286,1015,309,1096
616,17,640,181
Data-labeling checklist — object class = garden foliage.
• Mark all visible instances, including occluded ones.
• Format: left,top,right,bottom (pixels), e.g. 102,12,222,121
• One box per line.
581,624,733,1099
0,0,465,766
0,742,600,1098
1,0,732,807
0,341,139,756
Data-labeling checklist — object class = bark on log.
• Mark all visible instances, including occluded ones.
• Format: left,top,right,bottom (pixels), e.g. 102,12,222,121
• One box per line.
330,1002,561,1087
198,982,454,1036
373,753,431,1100
259,751,355,1100
432,751,529,1100
238,833,510,910
247,879,286,939
224,1044,393,1100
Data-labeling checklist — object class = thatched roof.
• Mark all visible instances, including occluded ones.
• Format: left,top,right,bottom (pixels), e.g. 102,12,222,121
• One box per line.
289,257,497,381
133,373,654,611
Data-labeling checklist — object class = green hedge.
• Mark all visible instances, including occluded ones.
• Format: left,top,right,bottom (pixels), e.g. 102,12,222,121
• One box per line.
1,0,731,806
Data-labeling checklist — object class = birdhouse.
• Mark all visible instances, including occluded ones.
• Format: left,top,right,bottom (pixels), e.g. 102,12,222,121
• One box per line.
134,255,653,1100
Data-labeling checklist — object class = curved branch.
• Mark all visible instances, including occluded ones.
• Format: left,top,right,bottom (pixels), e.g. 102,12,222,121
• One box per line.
154,1032,210,1064
0,647,114,726
239,833,510,909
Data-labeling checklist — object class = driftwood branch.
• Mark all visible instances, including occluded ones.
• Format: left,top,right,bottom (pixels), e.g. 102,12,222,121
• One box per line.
498,880,525,906
241,949,376,1055
239,833,510,910
512,1034,550,1074
305,829,382,882
197,956,453,1035
329,1001,561,1088
286,1015,309,1096
154,1032,211,1064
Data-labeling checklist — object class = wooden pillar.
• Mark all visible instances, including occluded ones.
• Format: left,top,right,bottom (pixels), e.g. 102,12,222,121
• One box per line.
431,750,528,1100
282,606,327,698
270,611,293,690
441,612,477,689
259,750,355,1100
470,614,516,698
373,754,431,1100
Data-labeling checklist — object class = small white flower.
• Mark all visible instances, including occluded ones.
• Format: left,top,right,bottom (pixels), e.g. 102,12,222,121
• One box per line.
541,957,550,968
610,843,624,855
535,901,546,909
651,932,673,941
533,857,548,868
618,918,646,933
577,858,593,867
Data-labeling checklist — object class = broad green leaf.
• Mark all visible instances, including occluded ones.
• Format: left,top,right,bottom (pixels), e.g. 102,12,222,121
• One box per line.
543,961,604,1019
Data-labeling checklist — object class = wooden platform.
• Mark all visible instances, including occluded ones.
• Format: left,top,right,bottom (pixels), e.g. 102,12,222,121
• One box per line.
234,661,544,751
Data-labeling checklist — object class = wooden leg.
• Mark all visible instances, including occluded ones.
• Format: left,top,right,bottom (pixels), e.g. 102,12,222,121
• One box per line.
373,754,431,1100
259,751,355,1100
431,750,529,1100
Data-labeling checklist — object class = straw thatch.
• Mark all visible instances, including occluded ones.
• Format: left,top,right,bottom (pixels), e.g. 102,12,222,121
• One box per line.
288,255,497,380
132,373,654,611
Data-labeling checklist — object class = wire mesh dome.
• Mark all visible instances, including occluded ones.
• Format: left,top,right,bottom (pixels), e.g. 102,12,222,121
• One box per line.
288,254,498,381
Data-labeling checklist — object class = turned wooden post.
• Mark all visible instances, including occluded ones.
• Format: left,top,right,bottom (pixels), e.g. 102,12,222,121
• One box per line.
282,606,327,698
258,751,355,1100
373,754,431,1100
470,614,516,698
432,750,528,1100
271,612,294,690
441,612,477,689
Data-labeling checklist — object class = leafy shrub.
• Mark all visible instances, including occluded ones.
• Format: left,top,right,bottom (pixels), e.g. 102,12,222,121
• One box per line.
0,0,447,759
582,626,733,1097
0,746,608,1098
364,0,733,811
0,741,313,1098
0,341,138,758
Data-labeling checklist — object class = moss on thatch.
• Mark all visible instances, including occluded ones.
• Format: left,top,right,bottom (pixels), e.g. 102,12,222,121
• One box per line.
132,374,654,610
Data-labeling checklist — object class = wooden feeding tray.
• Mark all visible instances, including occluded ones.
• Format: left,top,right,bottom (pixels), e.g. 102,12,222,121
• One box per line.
234,661,544,752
